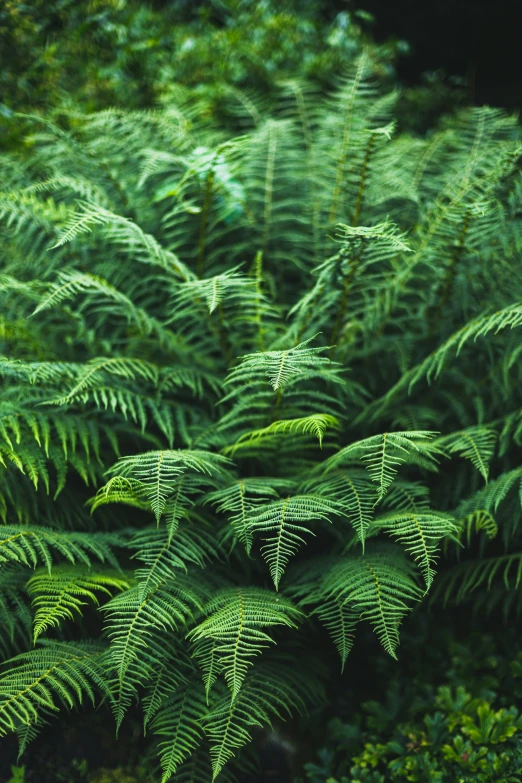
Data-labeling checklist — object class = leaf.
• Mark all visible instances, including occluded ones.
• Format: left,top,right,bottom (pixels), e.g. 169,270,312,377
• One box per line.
324,431,438,501
152,680,207,782
224,414,340,454
248,495,340,588
320,550,423,658
27,567,130,642
436,427,498,481
106,450,230,523
0,641,110,737
375,511,457,589
188,588,301,699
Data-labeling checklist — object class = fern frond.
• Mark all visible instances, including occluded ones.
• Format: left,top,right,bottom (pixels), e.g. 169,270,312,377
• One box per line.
435,426,498,481
455,510,498,546
131,524,219,597
313,598,358,672
433,552,522,605
248,495,341,588
323,431,438,501
188,587,301,699
203,660,313,780
224,413,339,455
103,577,202,729
105,450,230,523
33,270,157,336
51,200,193,280
206,477,294,553
0,565,32,657
319,549,423,658
152,680,208,783
0,641,110,738
300,469,376,548
27,566,130,642
224,337,344,393
0,526,120,571
374,511,458,589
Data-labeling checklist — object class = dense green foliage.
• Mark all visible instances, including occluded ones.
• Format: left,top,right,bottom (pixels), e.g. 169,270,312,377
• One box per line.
302,630,522,783
1,33,522,782
0,0,389,115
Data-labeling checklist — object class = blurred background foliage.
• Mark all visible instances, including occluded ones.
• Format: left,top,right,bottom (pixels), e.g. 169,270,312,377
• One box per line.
0,0,382,112
1,0,469,147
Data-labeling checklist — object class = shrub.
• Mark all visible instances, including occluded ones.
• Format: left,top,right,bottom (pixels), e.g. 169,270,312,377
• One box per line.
301,633,522,783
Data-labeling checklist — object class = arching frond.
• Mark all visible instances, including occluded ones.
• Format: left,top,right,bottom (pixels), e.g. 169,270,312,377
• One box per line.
27,567,130,641
432,552,522,606
206,477,289,553
318,549,423,658
0,526,120,571
323,431,438,501
435,426,498,481
374,510,458,589
152,680,208,783
224,414,340,455
105,450,231,523
189,588,301,698
103,577,203,729
300,469,376,547
247,495,341,588
224,337,344,394
203,660,316,780
0,641,110,738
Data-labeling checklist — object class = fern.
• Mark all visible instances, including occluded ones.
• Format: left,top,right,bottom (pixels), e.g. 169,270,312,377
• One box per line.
323,431,438,502
318,548,423,659
27,567,130,642
188,587,301,698
1,54,521,780
247,494,342,589
104,450,230,523
152,680,208,783
0,641,110,738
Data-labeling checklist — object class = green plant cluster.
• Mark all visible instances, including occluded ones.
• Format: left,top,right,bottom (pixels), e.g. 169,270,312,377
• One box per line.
301,633,522,783
0,0,397,117
0,39,522,783
352,693,522,782
304,694,522,783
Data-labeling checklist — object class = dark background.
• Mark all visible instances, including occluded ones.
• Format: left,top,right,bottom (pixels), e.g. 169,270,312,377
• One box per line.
343,0,521,111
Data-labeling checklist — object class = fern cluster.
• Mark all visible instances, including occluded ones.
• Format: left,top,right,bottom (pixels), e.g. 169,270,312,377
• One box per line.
1,53,522,780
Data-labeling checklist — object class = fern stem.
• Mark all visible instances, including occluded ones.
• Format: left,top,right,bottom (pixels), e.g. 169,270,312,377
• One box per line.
351,132,375,228
262,125,278,259
328,241,366,358
253,251,265,351
272,387,283,422
429,210,471,334
290,82,322,266
197,168,215,278
328,55,366,225
327,132,375,356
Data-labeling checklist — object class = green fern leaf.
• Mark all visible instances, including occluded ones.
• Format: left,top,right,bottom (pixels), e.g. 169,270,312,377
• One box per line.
188,587,301,699
0,641,110,737
152,680,207,782
320,549,423,658
224,414,339,455
436,427,498,481
324,431,437,502
106,450,230,523
27,567,130,642
375,510,457,589
248,495,341,588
